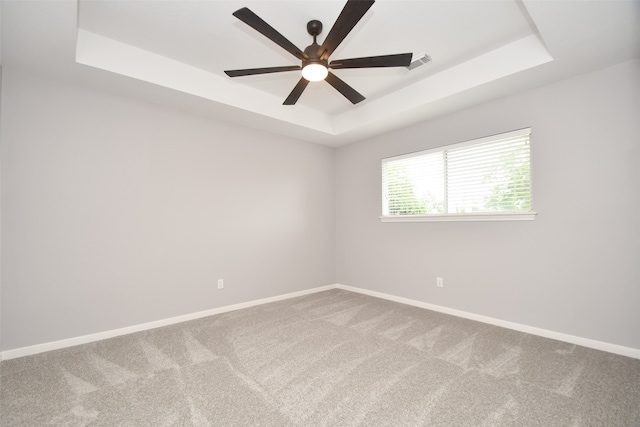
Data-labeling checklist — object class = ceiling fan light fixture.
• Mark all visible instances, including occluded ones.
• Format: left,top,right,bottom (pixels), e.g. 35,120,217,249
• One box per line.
302,62,328,82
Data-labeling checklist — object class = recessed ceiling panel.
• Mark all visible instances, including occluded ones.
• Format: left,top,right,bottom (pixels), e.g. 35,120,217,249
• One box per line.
48,0,633,145
78,0,539,113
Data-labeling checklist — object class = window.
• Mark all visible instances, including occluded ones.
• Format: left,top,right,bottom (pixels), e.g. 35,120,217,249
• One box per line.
381,128,536,222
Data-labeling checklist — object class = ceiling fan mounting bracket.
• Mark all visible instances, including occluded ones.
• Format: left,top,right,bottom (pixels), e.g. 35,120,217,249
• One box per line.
307,20,323,38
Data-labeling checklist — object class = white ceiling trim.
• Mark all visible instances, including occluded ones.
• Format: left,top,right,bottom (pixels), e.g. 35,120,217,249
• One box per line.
76,29,551,140
75,29,333,134
333,34,553,134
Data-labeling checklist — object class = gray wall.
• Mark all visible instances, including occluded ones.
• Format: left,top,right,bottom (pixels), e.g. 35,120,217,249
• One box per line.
2,59,639,354
336,60,640,350
0,2,2,362
0,70,336,351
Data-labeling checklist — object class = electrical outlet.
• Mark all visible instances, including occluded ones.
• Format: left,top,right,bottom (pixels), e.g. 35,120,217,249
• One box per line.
217,279,224,289
436,277,444,288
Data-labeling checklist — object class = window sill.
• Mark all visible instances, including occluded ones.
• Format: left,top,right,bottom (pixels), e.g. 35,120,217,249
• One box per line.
380,212,537,222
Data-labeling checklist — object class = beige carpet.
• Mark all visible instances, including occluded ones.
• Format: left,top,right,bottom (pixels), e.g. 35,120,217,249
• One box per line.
2,289,639,426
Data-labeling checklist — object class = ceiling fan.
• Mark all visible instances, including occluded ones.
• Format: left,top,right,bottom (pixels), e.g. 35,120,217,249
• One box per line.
224,0,412,105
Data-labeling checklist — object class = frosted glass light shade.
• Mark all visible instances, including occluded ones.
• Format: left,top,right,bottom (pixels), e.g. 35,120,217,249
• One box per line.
302,63,328,82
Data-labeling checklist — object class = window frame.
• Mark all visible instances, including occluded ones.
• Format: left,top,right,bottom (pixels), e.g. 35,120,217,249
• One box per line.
380,128,537,223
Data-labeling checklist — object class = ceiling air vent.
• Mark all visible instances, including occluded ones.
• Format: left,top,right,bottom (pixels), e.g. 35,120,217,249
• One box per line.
406,53,432,71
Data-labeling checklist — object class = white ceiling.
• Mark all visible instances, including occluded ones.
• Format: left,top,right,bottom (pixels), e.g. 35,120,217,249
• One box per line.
2,0,639,147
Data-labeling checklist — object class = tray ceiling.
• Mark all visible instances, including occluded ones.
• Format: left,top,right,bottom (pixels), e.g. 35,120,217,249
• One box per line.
3,0,639,146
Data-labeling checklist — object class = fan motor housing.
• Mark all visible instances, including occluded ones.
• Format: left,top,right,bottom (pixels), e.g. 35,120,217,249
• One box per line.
304,43,327,66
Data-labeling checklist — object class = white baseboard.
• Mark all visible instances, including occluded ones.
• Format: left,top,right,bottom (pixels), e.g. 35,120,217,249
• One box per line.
0,285,335,360
335,284,640,360
3,283,639,361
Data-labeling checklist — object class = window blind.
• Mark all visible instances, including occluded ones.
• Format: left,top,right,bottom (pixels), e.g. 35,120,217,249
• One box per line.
382,128,532,218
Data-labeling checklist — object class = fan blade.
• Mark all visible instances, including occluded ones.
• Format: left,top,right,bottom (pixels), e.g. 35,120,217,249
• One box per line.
283,78,310,105
225,66,301,77
329,53,412,69
319,0,375,61
233,8,307,60
325,72,365,104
